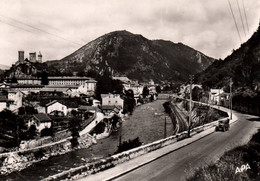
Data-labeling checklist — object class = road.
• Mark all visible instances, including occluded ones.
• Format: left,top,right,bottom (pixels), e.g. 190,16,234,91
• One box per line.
110,107,260,181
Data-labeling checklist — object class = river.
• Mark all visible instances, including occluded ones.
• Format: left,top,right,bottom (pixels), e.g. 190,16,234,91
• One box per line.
1,100,173,181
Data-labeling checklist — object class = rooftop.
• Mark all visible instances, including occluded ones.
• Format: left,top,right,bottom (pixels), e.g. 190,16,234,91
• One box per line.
32,113,52,122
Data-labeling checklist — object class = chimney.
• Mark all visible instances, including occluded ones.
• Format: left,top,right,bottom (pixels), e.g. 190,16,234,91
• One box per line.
18,51,24,61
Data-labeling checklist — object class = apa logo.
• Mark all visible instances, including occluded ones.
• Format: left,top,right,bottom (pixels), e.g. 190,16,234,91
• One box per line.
235,163,251,174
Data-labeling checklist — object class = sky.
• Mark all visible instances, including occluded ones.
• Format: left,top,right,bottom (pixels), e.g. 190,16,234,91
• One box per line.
0,0,260,67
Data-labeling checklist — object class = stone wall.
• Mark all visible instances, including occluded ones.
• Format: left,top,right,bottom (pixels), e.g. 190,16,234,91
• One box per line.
0,133,94,175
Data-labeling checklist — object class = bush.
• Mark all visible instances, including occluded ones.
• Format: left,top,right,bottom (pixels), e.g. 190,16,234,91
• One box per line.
90,122,106,135
40,128,53,137
115,137,142,154
187,129,260,181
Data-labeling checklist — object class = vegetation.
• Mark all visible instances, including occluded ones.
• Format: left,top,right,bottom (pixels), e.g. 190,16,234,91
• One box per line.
0,109,25,147
68,118,81,148
89,121,106,135
114,137,142,154
40,127,53,137
187,128,260,181
196,24,260,116
123,89,136,114
142,86,149,98
18,106,38,115
95,69,124,100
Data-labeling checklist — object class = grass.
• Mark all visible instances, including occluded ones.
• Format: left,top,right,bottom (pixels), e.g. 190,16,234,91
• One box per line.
187,129,260,181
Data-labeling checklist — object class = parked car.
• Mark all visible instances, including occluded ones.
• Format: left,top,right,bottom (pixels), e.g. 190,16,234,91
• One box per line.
215,119,230,132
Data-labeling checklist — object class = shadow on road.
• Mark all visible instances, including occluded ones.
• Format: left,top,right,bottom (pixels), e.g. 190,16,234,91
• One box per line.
247,118,260,122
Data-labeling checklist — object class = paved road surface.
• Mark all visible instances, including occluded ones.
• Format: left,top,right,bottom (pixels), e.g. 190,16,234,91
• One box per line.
111,108,260,181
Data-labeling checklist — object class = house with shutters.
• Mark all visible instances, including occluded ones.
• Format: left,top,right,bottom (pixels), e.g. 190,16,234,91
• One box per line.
44,100,68,116
101,93,124,109
26,113,52,132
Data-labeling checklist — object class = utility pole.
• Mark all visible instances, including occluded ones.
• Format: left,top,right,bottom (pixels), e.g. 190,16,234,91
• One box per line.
164,116,167,138
188,75,193,137
119,120,122,146
230,78,233,120
218,87,220,110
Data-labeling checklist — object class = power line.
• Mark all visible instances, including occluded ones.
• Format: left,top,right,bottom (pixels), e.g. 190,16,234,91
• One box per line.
236,0,246,37
241,0,250,33
227,0,242,43
0,14,83,47
0,19,38,35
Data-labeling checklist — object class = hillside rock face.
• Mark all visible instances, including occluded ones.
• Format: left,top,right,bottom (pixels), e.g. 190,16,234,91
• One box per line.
197,24,260,90
46,30,215,82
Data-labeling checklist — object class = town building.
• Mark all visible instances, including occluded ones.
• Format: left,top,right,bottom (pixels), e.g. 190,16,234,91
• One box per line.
17,78,42,85
92,99,101,107
0,96,7,112
48,76,96,87
101,105,122,118
7,90,23,111
44,100,68,116
209,88,224,105
101,93,124,109
26,113,52,132
15,76,97,95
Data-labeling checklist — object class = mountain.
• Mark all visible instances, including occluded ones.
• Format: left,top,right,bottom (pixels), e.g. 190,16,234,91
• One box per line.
0,64,10,70
196,24,260,91
46,30,215,82
196,24,260,116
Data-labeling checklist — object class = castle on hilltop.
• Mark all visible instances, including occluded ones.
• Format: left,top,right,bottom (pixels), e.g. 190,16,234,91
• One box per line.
17,50,42,63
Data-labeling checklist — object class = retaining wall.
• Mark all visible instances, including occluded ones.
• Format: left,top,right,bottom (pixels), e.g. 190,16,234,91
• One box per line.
0,133,94,175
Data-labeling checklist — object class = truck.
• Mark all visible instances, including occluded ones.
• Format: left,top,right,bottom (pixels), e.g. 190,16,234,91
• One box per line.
215,118,230,132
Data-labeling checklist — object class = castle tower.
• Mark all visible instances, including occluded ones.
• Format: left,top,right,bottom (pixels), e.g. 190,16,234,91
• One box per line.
18,51,24,61
29,52,37,62
38,51,42,63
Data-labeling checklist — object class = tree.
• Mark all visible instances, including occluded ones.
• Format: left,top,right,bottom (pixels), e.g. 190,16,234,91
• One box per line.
40,127,53,137
25,106,38,115
41,70,49,85
95,72,123,100
156,85,161,93
69,118,81,148
11,76,18,83
123,89,136,114
192,86,204,101
114,137,142,154
18,107,26,115
111,114,120,129
22,125,37,140
142,86,149,98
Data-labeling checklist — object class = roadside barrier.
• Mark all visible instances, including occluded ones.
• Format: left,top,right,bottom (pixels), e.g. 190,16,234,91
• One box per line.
43,116,229,181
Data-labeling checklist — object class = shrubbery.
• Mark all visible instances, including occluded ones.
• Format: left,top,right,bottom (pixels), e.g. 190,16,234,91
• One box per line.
114,137,142,154
187,128,260,181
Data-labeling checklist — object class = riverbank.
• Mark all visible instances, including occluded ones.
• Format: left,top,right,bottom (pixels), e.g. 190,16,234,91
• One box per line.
0,133,95,178
0,100,169,180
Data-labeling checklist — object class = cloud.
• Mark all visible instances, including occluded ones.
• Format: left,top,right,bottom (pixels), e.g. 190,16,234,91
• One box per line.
0,0,259,66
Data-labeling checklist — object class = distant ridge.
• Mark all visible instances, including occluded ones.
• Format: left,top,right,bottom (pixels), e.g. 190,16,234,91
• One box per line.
0,64,10,70
196,23,260,90
46,30,215,83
